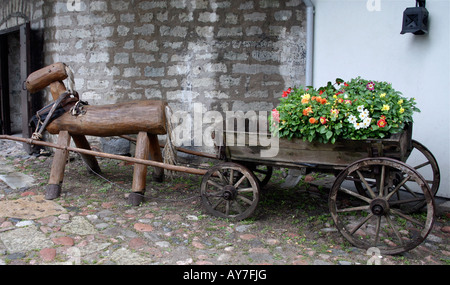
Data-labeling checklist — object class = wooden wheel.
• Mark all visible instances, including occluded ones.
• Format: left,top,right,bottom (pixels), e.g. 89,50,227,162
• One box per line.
251,165,272,188
329,158,435,255
403,140,440,211
355,140,440,213
200,162,260,220
239,162,273,188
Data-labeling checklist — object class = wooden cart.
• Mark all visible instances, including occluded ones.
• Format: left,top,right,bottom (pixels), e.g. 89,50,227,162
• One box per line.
1,119,440,255
0,62,440,254
199,124,440,254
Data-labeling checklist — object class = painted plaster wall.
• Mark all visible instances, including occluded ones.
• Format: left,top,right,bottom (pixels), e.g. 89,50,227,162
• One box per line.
312,0,450,197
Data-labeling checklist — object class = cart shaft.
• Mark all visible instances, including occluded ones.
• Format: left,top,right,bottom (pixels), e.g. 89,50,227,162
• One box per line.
0,135,208,176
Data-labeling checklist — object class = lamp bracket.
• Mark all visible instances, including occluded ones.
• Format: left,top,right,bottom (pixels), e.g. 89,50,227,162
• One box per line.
416,0,426,8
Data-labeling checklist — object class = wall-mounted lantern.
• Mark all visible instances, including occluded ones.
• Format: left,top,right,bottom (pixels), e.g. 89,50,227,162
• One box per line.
401,0,429,35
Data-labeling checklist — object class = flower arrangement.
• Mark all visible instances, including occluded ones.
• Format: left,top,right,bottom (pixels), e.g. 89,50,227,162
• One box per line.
270,77,419,144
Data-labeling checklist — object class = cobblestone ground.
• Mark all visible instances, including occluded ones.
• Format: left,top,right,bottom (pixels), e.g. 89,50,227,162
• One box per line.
0,139,449,267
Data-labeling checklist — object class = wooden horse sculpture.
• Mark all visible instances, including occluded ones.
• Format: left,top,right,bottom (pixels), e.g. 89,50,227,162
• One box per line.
26,62,166,205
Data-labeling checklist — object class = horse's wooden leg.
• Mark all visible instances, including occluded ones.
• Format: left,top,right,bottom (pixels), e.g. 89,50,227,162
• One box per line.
71,134,101,174
129,131,150,206
148,133,164,182
45,130,70,200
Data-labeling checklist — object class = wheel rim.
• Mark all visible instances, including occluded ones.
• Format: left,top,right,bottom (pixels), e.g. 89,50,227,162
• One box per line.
329,158,435,255
201,162,260,220
252,165,273,188
242,163,273,188
404,140,440,211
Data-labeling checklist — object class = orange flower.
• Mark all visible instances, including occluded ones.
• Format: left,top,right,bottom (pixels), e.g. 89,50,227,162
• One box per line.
301,98,309,104
320,98,327,105
309,117,317,124
302,107,313,116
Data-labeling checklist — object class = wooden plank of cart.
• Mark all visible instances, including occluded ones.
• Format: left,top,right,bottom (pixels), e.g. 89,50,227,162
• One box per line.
198,124,440,255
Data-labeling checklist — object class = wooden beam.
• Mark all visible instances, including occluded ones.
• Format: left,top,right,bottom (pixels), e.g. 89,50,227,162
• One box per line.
0,36,11,135
20,23,32,153
132,131,151,193
46,130,71,199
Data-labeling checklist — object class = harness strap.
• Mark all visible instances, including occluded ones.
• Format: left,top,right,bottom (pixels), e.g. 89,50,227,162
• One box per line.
32,91,70,140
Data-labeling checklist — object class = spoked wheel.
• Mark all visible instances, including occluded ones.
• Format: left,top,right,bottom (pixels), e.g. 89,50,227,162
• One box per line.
329,158,435,255
200,162,260,220
355,140,440,213
240,162,273,188
355,140,440,214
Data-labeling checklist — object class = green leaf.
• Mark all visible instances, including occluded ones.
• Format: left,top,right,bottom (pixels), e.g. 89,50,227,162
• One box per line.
319,125,327,134
326,131,333,140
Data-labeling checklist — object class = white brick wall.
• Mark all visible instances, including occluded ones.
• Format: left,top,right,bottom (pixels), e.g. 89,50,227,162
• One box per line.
2,0,307,112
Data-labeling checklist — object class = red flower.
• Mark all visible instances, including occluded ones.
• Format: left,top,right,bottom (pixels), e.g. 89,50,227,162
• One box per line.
282,88,291,97
377,118,387,128
319,117,327,125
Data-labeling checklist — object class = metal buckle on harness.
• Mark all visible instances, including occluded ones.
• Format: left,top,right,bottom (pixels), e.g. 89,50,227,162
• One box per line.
70,100,88,116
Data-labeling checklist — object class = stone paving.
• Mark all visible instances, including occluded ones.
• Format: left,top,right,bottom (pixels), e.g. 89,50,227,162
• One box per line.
0,138,449,266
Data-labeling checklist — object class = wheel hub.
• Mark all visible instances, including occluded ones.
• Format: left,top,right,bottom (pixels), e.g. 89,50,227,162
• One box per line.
222,185,237,200
370,198,390,216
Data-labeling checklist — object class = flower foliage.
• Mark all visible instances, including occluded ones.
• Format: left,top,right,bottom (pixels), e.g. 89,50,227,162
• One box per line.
270,77,420,144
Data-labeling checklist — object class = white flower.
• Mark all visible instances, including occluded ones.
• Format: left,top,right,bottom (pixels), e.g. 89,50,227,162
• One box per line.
362,117,372,128
359,109,369,120
353,122,362,129
357,105,365,112
348,115,357,124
